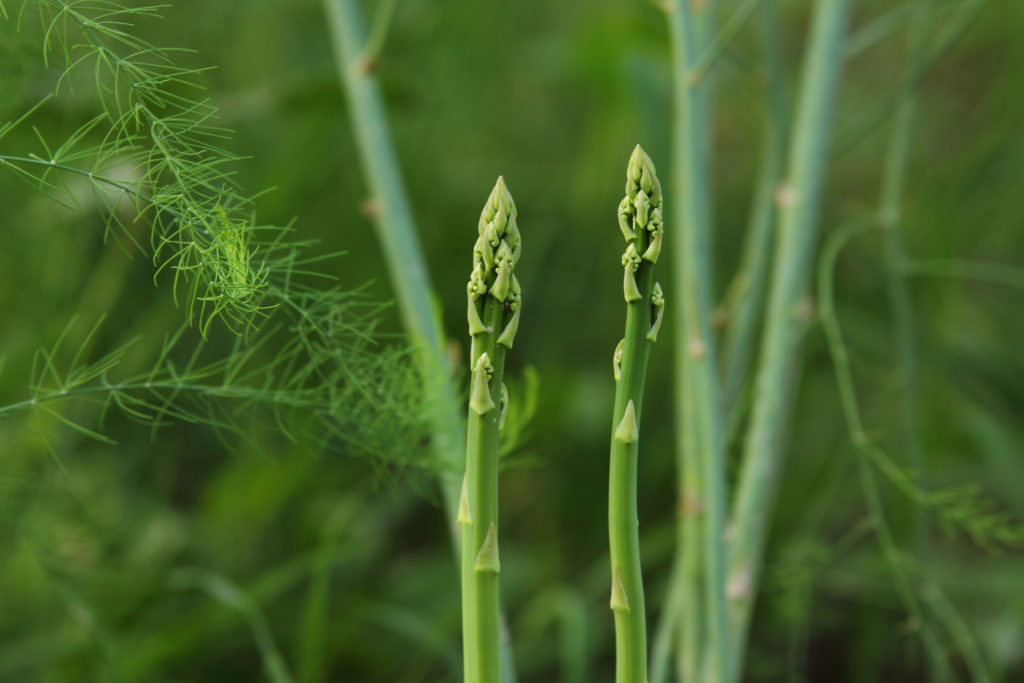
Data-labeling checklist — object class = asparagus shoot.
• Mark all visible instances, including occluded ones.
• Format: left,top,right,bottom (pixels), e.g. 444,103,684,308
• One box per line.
461,177,522,683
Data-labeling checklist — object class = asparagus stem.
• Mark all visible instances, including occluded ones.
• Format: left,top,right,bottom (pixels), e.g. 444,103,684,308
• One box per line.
323,5,517,679
726,1,853,678
664,1,730,680
721,0,789,421
609,146,664,683
462,179,522,683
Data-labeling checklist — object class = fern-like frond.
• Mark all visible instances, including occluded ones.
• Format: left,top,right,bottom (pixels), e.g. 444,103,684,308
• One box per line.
1,310,437,468
1,0,276,333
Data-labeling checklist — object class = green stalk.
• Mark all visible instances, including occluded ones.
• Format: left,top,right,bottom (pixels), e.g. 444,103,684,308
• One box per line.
721,0,788,419
609,145,665,683
461,178,522,683
726,1,853,678
323,3,516,679
665,1,730,681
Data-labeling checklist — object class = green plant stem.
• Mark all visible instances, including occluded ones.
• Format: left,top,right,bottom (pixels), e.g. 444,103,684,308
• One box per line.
721,0,788,418
609,262,654,683
323,3,515,679
461,178,521,683
462,300,506,683
609,146,664,683
726,1,852,678
648,560,683,683
665,1,730,681
686,0,761,85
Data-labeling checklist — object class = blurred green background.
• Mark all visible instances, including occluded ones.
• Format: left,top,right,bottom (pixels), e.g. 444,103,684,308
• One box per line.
1,0,1023,680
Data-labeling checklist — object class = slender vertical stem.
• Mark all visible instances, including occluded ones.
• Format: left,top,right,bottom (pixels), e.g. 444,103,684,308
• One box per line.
609,273,654,683
649,558,683,683
461,296,507,683
666,1,729,681
726,2,853,679
609,146,666,683
461,178,522,683
721,0,788,418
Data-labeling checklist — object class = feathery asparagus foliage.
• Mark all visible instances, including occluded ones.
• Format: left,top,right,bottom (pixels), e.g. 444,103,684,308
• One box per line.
0,0,449,475
461,177,521,683
0,309,433,470
609,145,664,683
1,0,269,335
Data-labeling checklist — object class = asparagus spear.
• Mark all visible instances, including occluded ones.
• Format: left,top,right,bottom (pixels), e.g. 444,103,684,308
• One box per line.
609,145,665,683
461,177,522,683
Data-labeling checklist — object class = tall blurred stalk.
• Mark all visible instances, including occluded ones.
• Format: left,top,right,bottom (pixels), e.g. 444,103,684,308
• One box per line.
663,0,731,681
635,1,731,681
720,0,788,423
322,1,516,679
726,1,852,679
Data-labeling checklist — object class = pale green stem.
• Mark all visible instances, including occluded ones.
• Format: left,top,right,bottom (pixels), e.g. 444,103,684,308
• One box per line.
686,0,762,86
649,559,683,683
726,1,853,680
721,0,788,420
322,2,515,680
667,2,729,681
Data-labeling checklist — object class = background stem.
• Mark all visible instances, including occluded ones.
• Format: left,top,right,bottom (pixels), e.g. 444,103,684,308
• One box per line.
664,1,729,680
726,1,853,678
720,0,789,424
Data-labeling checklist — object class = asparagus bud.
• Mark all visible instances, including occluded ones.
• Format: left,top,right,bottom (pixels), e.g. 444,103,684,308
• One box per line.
620,146,665,304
